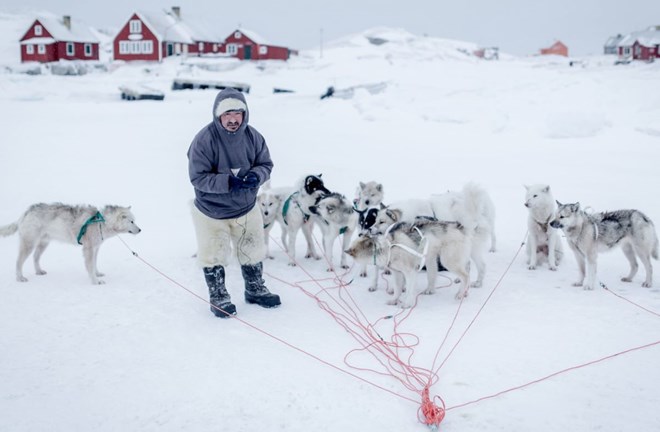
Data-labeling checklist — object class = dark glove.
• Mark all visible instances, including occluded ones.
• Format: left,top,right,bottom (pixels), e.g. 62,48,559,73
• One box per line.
242,172,260,189
228,175,244,191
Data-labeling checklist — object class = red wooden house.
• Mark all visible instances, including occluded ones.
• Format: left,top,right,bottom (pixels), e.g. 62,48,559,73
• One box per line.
617,26,660,61
20,15,100,63
113,7,224,62
540,40,568,57
222,28,296,60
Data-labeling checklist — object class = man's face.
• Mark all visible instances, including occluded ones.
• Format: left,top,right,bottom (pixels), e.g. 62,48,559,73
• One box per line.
220,110,244,132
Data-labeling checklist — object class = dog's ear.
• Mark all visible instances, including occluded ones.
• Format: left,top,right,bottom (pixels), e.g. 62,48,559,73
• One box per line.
542,185,550,193
359,181,366,189
379,203,386,210
524,184,529,190
376,183,383,192
574,202,580,211
556,200,562,207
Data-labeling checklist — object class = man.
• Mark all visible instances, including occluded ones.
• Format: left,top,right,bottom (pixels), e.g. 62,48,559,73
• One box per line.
188,88,280,318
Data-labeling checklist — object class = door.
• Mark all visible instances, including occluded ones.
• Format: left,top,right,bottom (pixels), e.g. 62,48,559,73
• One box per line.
244,45,252,60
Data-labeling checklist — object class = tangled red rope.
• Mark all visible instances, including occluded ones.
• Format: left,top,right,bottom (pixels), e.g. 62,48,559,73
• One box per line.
419,386,446,428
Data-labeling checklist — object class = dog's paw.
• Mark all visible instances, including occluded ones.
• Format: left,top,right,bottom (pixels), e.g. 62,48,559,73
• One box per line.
359,271,368,278
17,276,28,282
470,281,482,288
489,248,496,253
572,281,583,287
94,280,106,285
386,298,398,306
326,267,335,272
266,255,275,260
384,269,392,275
583,284,594,290
341,264,349,270
621,277,632,283
368,286,377,292
287,262,297,267
528,265,537,270
96,272,105,277
549,265,557,271
642,281,652,288
455,290,469,300
36,270,47,276
386,287,394,295
422,288,435,295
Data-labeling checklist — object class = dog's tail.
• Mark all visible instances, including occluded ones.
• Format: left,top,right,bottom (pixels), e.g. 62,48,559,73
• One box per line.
0,222,18,237
653,233,659,260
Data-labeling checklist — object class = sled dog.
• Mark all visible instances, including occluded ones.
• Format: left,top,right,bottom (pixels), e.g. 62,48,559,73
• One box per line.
346,219,471,308
354,181,385,212
257,183,294,259
550,202,659,290
0,203,141,284
524,184,563,270
309,192,358,271
280,174,331,266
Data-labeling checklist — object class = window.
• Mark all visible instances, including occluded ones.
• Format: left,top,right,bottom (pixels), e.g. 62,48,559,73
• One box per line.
34,25,42,36
234,31,242,39
623,47,631,56
84,43,92,56
26,44,34,54
198,42,204,52
259,45,268,55
227,44,238,55
66,42,74,56
129,19,142,34
141,40,153,54
213,44,218,52
38,44,45,54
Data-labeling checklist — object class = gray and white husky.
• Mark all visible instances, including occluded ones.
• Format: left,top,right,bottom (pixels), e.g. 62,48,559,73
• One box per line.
309,192,358,271
524,184,563,270
0,203,141,284
550,202,659,290
346,219,471,308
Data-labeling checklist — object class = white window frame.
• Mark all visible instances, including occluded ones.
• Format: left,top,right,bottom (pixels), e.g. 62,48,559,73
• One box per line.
34,25,43,36
259,45,268,55
213,44,218,52
38,44,45,54
227,44,238,55
26,44,34,54
129,19,142,34
84,43,92,56
66,42,74,56
141,40,153,54
198,42,204,52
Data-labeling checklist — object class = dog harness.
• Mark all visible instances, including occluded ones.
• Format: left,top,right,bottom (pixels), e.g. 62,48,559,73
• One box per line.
384,225,429,272
282,192,310,225
77,211,105,245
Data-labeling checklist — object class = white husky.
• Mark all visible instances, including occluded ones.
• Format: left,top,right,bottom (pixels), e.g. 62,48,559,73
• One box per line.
0,203,141,284
347,219,472,307
524,184,563,270
257,183,294,259
309,193,358,271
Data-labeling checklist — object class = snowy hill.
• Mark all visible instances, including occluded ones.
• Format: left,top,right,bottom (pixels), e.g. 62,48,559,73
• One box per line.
1,11,660,432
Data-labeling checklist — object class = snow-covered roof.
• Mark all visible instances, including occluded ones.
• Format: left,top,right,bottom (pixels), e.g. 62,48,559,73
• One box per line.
233,28,271,45
604,34,623,47
20,36,56,45
135,9,224,44
30,15,99,43
617,26,660,48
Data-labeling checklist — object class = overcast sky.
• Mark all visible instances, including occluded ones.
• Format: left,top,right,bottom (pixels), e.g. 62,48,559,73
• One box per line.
4,0,660,56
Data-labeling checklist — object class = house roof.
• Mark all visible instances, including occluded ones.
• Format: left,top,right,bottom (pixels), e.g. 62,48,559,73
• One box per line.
25,15,99,43
618,26,660,48
134,9,224,43
231,28,271,45
604,34,623,47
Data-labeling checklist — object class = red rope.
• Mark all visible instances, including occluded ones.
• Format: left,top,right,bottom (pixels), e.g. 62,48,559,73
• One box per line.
419,386,446,428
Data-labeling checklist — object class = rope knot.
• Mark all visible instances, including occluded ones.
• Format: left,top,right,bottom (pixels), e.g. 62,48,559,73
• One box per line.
419,387,445,429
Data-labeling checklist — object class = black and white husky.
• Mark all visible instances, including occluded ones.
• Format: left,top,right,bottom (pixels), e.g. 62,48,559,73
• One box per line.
346,219,471,308
550,202,659,290
279,174,331,266
0,203,141,284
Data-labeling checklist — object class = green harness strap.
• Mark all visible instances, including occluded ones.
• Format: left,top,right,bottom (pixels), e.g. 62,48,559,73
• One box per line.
282,192,310,226
77,211,105,245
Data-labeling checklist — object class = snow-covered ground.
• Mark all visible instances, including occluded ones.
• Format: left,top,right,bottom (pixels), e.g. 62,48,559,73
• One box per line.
1,19,660,432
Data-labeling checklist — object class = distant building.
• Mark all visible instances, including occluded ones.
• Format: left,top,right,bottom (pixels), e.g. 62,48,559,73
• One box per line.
617,26,660,62
540,40,568,57
19,15,100,63
223,28,297,60
604,34,624,55
113,7,224,62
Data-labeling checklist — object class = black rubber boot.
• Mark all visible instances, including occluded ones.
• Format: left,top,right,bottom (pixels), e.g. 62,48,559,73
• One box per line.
203,265,236,318
241,262,281,308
